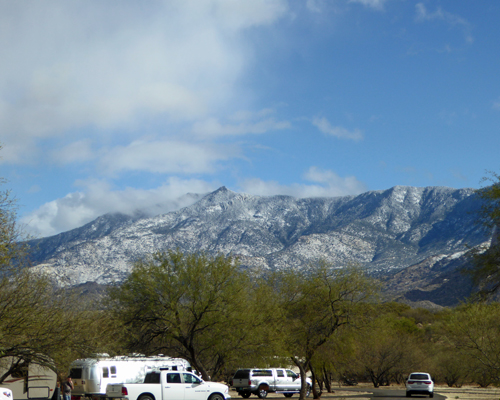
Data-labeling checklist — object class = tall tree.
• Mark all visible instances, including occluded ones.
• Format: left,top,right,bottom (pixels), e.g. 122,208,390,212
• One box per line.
269,262,376,400
0,155,118,379
108,250,272,381
439,302,500,387
354,314,427,387
468,171,500,296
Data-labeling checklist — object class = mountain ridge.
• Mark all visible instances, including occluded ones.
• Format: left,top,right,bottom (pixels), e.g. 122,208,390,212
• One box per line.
27,185,490,305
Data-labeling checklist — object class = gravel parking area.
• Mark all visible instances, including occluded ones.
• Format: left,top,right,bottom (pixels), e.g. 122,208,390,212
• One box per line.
229,385,500,400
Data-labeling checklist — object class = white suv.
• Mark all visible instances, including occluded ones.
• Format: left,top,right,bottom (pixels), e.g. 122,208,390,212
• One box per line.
231,368,311,398
406,372,434,398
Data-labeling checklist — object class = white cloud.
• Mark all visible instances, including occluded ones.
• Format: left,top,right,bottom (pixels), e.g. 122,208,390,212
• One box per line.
51,140,95,165
348,0,390,11
0,0,289,164
306,0,324,13
415,3,473,44
100,140,241,175
21,178,218,238
493,98,500,111
192,109,291,138
99,139,241,176
312,116,363,141
240,167,367,198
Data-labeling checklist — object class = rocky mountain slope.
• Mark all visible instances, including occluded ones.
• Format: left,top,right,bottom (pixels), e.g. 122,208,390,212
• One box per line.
27,185,491,305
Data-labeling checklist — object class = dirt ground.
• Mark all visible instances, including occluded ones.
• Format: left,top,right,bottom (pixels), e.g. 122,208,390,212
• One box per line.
229,384,500,400
325,385,500,400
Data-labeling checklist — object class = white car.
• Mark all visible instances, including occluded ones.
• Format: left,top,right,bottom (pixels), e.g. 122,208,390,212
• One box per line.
406,372,434,398
0,388,13,400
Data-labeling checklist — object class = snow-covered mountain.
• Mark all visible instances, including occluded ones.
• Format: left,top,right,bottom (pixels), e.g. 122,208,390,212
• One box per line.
27,185,489,297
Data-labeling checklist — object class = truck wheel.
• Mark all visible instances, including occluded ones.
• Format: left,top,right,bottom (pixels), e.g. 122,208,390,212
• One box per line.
241,393,251,398
257,386,268,399
283,394,293,398
209,394,225,400
306,384,311,398
139,395,155,400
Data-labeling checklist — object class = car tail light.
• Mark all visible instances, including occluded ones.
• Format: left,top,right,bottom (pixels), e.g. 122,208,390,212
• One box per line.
408,381,415,384
122,387,128,396
423,381,431,384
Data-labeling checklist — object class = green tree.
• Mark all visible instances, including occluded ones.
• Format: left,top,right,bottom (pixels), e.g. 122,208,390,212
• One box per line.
309,325,359,392
0,274,118,380
269,262,376,400
467,171,500,297
439,302,500,387
0,162,118,380
108,250,271,381
354,314,427,387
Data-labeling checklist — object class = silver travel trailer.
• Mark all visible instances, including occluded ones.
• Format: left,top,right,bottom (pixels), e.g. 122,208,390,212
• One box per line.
69,355,191,400
0,359,57,400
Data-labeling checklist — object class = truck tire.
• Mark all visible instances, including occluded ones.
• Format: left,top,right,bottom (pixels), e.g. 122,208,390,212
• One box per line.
209,394,225,400
139,395,155,400
257,386,268,399
240,393,251,398
283,394,293,398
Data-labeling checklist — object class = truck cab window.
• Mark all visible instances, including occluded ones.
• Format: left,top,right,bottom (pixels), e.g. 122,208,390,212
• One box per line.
182,374,201,384
167,374,181,384
286,370,297,380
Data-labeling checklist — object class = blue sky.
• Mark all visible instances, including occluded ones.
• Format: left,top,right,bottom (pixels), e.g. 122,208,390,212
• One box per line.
1,0,500,238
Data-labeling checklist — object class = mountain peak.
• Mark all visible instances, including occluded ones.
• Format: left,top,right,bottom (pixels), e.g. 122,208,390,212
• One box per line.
199,186,238,204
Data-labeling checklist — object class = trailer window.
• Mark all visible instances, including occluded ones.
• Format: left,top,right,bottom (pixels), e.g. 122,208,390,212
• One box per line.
110,366,117,378
103,367,109,378
11,365,28,379
70,369,83,379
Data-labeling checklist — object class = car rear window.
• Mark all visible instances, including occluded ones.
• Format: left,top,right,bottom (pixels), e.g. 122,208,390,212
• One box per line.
233,370,250,379
409,374,430,380
251,370,273,377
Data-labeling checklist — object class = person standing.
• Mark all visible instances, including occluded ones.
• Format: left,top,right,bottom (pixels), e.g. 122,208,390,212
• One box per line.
62,377,73,400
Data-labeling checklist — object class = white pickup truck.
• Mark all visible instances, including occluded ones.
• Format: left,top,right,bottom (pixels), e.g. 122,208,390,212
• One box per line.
106,370,230,400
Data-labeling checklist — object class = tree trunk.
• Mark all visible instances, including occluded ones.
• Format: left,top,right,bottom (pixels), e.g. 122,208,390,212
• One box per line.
309,364,321,399
322,367,332,393
291,357,309,400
